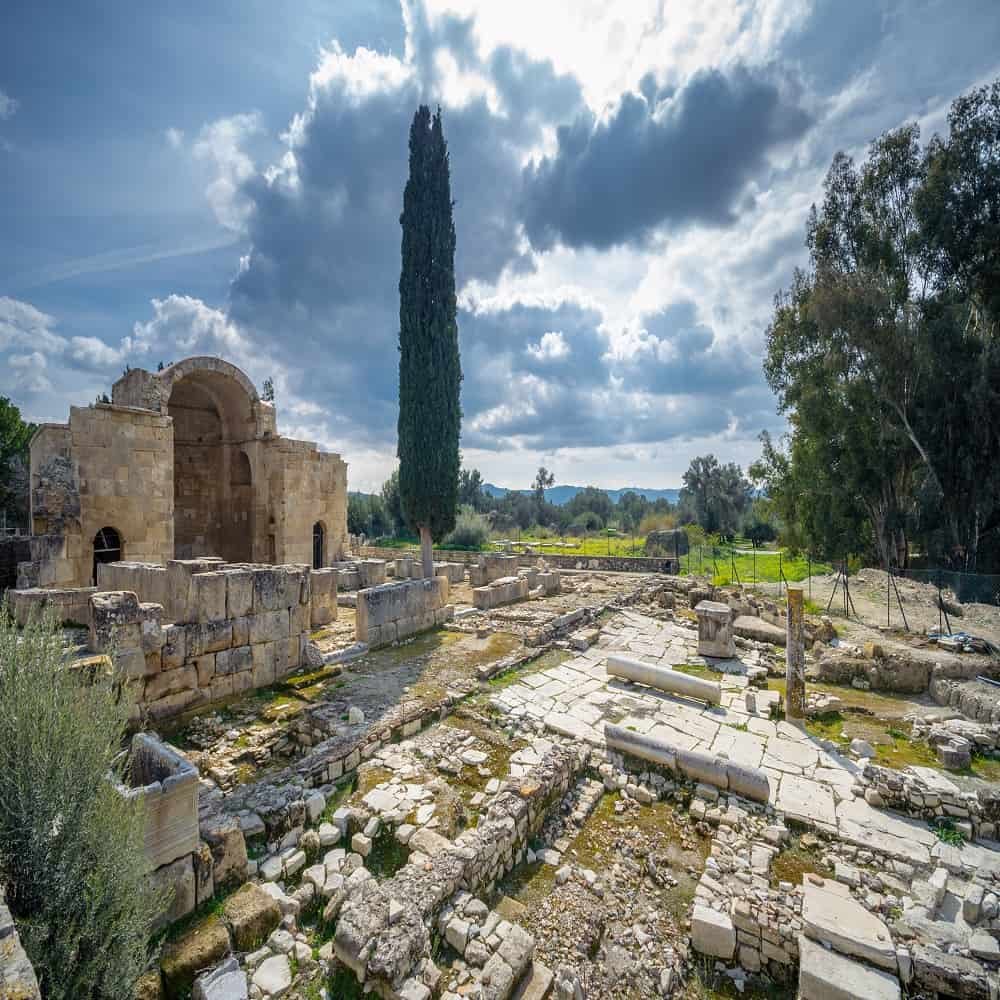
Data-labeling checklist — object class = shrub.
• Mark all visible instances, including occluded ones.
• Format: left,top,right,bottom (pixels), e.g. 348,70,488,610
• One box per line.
638,511,676,535
0,607,162,999
442,506,490,550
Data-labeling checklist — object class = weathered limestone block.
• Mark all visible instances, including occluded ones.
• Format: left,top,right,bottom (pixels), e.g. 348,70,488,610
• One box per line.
695,600,735,658
251,567,283,612
145,665,198,704
159,914,231,997
607,654,722,705
358,559,386,587
222,883,281,951
119,733,200,869
167,559,225,623
802,878,896,971
201,816,248,891
230,616,249,647
0,887,42,1000
355,577,448,644
310,568,338,627
798,935,900,1000
472,576,530,611
162,624,186,669
249,609,289,645
89,589,142,652
215,645,252,676
434,562,465,584
251,642,276,687
274,635,301,675
192,957,247,1000
223,569,253,619
190,620,233,656
150,853,197,930
10,586,96,627
691,904,736,959
97,561,169,608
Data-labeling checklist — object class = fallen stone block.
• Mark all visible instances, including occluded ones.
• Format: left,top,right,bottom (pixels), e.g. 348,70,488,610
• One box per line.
192,957,248,1000
802,877,896,971
798,934,900,1000
691,904,735,959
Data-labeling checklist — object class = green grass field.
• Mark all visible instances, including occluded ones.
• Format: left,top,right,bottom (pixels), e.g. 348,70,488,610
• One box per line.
368,532,828,583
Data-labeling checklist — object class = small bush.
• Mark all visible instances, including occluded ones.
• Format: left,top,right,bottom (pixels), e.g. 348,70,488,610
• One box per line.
0,607,162,999
638,511,676,535
442,506,490,549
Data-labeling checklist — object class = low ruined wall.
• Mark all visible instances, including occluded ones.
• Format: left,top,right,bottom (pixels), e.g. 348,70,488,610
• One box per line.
470,553,520,586
86,562,315,720
334,740,579,993
330,559,386,592
360,545,677,575
10,585,96,626
473,574,529,610
0,886,41,999
355,577,452,647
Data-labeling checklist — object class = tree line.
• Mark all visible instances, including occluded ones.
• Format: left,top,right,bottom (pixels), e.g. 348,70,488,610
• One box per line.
753,80,1000,573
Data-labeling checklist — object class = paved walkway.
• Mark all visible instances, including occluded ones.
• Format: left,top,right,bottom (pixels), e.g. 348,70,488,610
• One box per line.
491,609,965,868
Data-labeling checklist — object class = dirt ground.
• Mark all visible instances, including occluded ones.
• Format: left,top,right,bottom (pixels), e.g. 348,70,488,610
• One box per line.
755,567,1000,650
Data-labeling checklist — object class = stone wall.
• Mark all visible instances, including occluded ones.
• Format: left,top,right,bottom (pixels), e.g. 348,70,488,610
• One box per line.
355,577,453,647
473,575,529,610
29,404,173,587
73,561,316,720
331,559,387,591
360,545,677,575
9,585,96,626
0,886,41,1000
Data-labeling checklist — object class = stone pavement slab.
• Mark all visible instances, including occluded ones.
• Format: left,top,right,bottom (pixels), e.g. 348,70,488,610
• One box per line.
802,877,896,970
798,935,900,1000
775,774,837,827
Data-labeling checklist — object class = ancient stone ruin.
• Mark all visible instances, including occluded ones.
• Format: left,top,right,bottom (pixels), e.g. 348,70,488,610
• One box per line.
20,356,348,590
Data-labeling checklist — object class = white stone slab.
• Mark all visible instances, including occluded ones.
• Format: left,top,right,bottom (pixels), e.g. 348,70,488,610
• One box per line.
802,879,896,971
798,935,900,1000
775,774,837,827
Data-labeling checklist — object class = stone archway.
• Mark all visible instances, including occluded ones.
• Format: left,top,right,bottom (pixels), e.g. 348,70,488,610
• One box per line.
165,363,258,562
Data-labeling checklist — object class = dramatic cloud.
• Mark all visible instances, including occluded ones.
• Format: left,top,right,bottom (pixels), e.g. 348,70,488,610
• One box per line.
521,66,812,250
4,0,999,489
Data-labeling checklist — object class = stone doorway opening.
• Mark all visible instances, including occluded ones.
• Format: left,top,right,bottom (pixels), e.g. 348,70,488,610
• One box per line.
313,521,325,569
93,526,122,585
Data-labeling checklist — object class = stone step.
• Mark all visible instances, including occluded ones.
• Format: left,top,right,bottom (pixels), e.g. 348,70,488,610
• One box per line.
799,935,900,1000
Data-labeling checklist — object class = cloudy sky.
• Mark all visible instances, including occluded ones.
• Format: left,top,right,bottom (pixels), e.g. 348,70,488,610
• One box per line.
2,1,999,491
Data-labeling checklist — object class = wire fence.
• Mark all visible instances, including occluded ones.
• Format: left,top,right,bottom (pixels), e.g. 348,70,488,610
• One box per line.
682,546,1000,641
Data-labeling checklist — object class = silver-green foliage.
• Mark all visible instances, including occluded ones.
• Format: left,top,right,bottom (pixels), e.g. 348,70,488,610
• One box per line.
443,506,490,549
0,607,162,999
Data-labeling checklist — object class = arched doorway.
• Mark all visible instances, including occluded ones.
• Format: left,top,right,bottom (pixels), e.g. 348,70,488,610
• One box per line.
167,367,255,562
93,526,122,585
313,522,325,569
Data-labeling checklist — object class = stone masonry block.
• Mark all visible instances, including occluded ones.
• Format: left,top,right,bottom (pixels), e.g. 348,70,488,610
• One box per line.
224,569,253,619
191,573,227,623
250,609,289,644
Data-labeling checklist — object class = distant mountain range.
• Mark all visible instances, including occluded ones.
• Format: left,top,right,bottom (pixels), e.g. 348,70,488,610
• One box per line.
482,483,681,506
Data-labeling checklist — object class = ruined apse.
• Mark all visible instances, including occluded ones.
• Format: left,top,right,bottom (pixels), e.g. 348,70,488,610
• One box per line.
24,357,348,588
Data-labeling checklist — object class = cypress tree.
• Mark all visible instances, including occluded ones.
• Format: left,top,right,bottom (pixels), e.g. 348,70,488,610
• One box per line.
398,105,462,578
